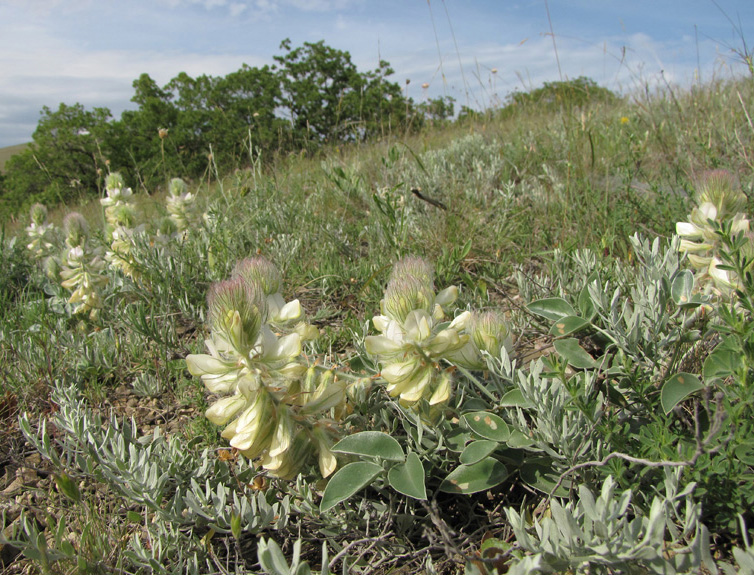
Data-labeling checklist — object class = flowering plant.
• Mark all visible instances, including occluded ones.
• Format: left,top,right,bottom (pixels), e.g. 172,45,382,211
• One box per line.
58,212,108,320
165,177,200,233
187,257,342,478
365,257,511,407
25,203,57,261
676,170,752,295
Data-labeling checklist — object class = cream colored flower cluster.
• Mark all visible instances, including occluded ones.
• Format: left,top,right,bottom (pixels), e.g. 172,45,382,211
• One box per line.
676,170,752,295
365,257,511,407
166,177,201,233
187,257,342,478
25,203,57,261
59,213,108,320
101,172,141,280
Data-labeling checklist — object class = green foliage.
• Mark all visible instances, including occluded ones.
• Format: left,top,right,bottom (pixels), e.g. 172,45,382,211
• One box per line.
1,103,111,216
418,96,456,122
500,471,716,574
0,232,31,309
274,39,410,145
505,76,618,111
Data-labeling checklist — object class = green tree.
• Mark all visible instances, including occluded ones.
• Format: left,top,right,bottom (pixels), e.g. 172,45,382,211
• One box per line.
110,73,180,190
202,65,285,167
164,71,219,175
273,39,411,145
342,59,412,140
505,76,617,110
274,39,359,144
1,103,111,217
417,95,455,122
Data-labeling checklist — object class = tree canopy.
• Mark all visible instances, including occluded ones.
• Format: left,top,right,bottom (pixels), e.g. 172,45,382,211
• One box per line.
0,38,617,221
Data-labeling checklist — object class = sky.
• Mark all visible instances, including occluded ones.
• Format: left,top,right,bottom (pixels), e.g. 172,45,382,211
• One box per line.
0,0,752,148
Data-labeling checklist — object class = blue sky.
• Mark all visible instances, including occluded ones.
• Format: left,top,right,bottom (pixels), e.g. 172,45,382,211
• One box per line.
0,0,752,148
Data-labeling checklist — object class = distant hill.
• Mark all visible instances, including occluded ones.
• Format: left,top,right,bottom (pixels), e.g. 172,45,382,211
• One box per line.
0,143,29,172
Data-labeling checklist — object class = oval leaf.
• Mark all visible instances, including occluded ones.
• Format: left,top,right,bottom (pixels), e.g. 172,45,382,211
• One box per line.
332,431,404,461
520,458,571,497
439,458,508,494
703,349,742,384
444,428,472,453
499,388,532,408
671,270,694,306
387,452,427,500
661,373,704,414
463,411,510,442
527,298,576,321
549,315,590,337
506,429,534,448
460,440,499,465
734,441,754,466
578,278,597,319
553,338,597,369
320,461,384,512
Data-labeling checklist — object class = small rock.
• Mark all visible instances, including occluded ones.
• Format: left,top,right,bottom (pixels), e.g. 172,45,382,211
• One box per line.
24,453,42,466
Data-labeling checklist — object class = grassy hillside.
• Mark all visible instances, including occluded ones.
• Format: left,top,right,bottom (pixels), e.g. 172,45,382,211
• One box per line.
0,143,28,172
0,77,753,574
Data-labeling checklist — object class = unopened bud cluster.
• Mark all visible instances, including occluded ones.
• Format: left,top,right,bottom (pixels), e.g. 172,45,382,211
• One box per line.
365,257,512,407
676,170,753,294
187,257,344,478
